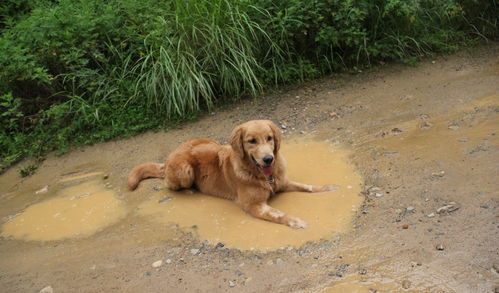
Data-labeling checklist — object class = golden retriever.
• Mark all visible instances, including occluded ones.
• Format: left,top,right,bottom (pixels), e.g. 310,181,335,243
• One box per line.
128,120,339,229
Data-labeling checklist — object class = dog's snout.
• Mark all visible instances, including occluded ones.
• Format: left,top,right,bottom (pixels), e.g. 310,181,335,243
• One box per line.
263,155,274,165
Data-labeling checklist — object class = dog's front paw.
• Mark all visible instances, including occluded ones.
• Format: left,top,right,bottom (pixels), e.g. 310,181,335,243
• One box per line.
320,185,341,192
287,216,308,229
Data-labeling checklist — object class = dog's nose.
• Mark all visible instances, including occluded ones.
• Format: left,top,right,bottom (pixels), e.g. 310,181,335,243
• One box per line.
263,155,274,165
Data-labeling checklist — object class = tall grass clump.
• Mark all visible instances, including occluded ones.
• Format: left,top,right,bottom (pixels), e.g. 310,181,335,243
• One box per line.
132,0,270,116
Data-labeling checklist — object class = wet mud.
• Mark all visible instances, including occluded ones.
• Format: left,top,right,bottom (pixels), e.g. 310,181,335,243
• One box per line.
1,44,498,293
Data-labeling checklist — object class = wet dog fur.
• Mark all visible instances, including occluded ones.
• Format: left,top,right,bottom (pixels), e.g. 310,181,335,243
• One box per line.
128,120,338,228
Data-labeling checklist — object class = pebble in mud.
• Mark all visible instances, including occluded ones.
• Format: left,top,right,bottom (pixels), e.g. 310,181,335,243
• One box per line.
402,224,409,229
402,280,411,289
436,244,445,251
228,280,236,287
39,286,53,293
152,260,162,268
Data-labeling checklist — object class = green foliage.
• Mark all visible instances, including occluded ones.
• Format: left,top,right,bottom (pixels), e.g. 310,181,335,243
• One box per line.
0,0,497,174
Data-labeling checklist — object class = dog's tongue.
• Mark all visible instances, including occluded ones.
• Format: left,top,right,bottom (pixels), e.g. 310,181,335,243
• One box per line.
262,166,273,176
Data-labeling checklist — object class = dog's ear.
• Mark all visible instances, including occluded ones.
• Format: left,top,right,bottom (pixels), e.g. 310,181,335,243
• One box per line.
230,125,244,157
267,120,281,155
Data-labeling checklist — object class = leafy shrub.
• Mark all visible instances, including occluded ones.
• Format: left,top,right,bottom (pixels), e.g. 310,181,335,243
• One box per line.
0,0,497,173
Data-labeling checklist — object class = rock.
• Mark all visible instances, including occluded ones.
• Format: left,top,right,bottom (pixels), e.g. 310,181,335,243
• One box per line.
375,193,384,198
165,259,172,264
402,224,409,229
391,127,403,133
39,286,53,293
158,196,172,203
280,124,287,129
436,244,445,251
103,174,109,179
436,202,460,214
275,258,285,264
431,171,445,177
406,206,415,212
228,280,236,287
427,213,435,218
359,268,367,275
190,248,200,255
215,242,225,249
35,185,49,194
300,131,306,135
420,121,433,129
152,260,162,268
492,263,499,274
402,280,411,289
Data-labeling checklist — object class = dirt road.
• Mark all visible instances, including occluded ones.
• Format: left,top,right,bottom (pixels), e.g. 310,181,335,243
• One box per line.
1,44,498,293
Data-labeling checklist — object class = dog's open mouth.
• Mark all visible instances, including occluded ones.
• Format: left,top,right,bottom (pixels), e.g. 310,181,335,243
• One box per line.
252,156,273,176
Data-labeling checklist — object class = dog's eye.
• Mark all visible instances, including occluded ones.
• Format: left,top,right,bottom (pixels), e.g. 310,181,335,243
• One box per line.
267,136,273,141
248,138,257,144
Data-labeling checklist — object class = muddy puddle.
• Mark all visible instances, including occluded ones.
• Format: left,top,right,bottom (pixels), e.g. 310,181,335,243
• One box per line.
1,172,127,241
137,139,362,250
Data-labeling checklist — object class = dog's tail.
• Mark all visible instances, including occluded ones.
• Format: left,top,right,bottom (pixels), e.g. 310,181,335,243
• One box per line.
128,163,165,190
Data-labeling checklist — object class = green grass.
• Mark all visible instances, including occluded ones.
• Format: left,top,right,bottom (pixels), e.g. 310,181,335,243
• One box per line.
0,0,498,175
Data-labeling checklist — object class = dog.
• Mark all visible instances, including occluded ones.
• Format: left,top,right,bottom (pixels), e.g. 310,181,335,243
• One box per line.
128,120,339,229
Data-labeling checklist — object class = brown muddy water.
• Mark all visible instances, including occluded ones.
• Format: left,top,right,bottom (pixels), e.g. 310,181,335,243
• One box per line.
137,140,362,250
1,140,361,249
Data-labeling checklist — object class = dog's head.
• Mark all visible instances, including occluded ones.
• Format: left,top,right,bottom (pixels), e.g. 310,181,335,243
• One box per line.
230,120,281,176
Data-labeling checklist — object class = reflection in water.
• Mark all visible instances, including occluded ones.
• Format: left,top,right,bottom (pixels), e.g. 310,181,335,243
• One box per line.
137,139,362,250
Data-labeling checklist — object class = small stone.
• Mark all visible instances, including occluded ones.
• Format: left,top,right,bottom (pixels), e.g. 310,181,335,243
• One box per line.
152,260,162,268
228,280,236,287
359,269,367,275
39,286,53,293
406,206,415,212
300,131,306,135
190,248,200,255
215,242,225,249
281,124,287,129
420,121,433,129
375,193,384,198
165,259,172,264
402,280,411,289
436,244,445,251
158,196,172,203
436,202,460,214
427,213,435,218
402,224,409,229
275,258,285,264
431,171,445,177
492,263,499,273
35,185,49,194
103,174,109,179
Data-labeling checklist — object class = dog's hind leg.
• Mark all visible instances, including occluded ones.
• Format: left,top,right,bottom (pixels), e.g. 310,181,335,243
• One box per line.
164,162,195,191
